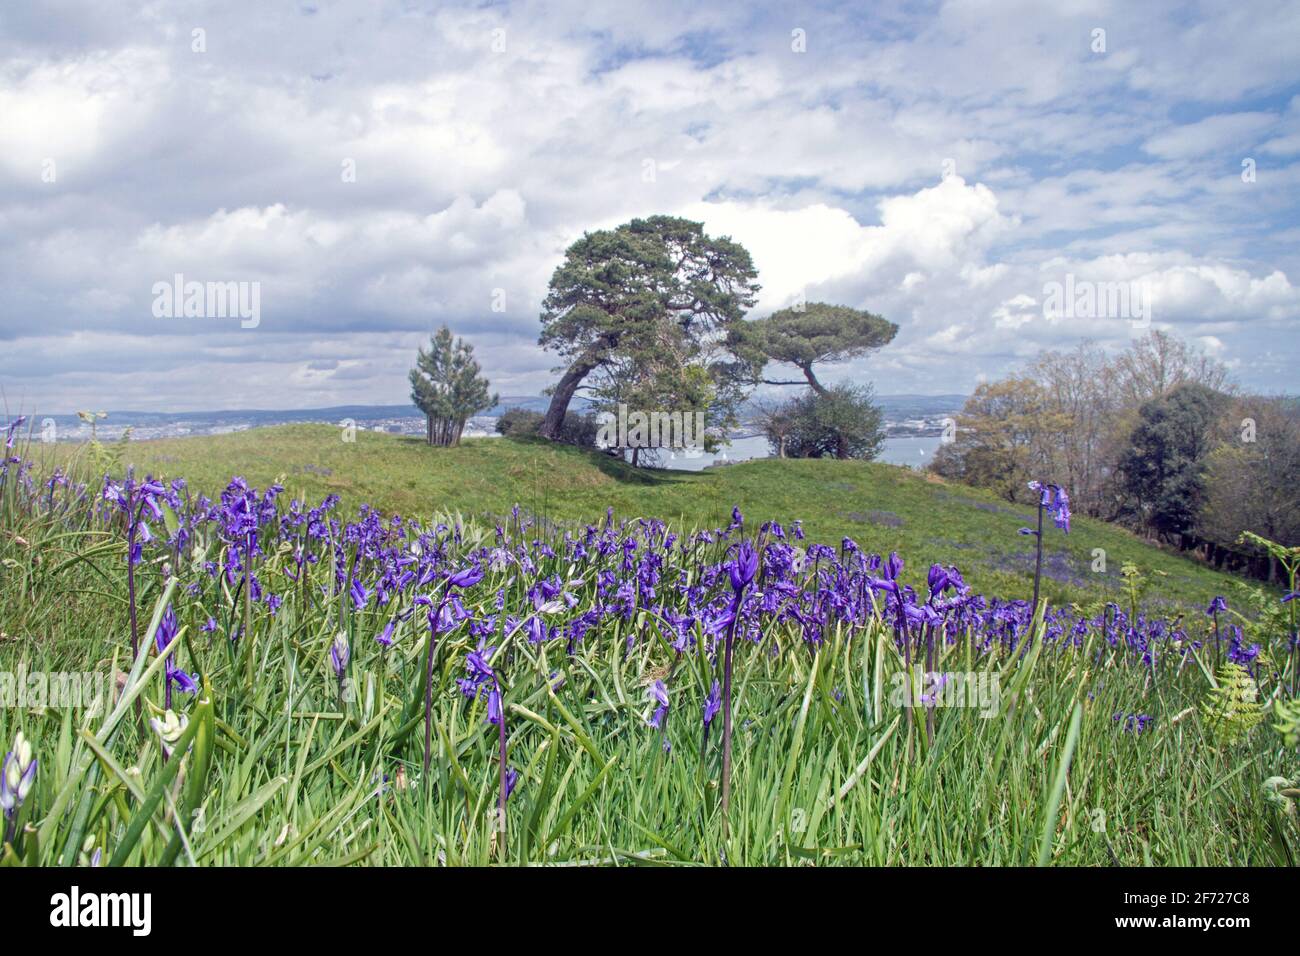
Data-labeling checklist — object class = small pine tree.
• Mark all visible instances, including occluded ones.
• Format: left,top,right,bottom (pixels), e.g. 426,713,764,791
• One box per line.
409,327,498,447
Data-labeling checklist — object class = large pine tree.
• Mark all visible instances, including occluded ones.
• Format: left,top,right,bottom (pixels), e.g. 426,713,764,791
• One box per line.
536,216,760,439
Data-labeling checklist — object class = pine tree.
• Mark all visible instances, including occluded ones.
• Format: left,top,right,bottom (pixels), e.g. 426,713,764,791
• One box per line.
410,327,498,447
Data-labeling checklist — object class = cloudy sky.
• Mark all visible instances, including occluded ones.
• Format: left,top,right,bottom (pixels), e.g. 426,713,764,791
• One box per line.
2,0,1298,414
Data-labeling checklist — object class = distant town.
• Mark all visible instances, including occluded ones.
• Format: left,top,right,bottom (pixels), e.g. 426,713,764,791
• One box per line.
24,394,966,445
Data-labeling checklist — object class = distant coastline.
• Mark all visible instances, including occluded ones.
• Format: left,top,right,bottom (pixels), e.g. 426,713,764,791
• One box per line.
19,394,968,446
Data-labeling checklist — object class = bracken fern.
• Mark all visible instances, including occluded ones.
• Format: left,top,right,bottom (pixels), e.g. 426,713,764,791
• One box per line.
1202,663,1265,746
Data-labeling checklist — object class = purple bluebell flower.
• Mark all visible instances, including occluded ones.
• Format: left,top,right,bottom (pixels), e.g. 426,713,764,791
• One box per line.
3,416,27,449
330,632,350,679
1113,712,1155,735
729,541,758,593
448,565,484,589
703,680,721,728
1024,481,1070,613
153,604,196,706
884,551,903,580
647,680,669,728
349,577,369,610
1,733,36,823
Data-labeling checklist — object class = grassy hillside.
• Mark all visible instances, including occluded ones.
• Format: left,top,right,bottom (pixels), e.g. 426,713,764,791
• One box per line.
5,424,1294,868
40,423,1250,610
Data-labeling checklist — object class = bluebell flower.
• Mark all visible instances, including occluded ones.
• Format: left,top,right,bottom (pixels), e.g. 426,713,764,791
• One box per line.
448,565,484,589
1,733,36,819
330,633,350,679
729,541,759,593
647,680,669,728
703,680,721,728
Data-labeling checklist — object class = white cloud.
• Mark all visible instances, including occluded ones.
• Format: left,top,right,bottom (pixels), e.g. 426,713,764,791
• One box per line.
0,0,1297,410
0,48,166,179
1143,112,1278,160
681,177,1013,311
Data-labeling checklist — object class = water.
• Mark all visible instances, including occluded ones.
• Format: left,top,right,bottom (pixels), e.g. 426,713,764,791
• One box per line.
633,433,944,471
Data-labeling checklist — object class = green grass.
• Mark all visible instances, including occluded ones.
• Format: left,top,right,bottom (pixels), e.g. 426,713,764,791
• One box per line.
0,481,1294,866
39,423,1254,611
2,428,1293,868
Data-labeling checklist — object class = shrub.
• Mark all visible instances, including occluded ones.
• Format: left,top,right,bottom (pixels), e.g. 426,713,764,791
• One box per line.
765,383,886,460
555,412,599,448
497,407,597,447
496,407,544,437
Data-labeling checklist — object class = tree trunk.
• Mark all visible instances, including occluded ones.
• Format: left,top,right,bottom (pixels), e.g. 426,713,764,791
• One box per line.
540,357,598,439
426,414,433,445
799,362,829,398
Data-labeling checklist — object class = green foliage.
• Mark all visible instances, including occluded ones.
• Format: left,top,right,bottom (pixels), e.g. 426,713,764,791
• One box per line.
1119,383,1231,539
1202,663,1265,746
1227,579,1293,644
734,302,897,394
555,413,600,448
495,407,544,437
77,410,132,476
930,377,1072,503
1119,561,1167,620
536,215,760,438
1199,398,1300,553
409,326,498,447
1,482,1295,865
6,424,1297,866
774,383,886,461
1274,698,1300,748
496,408,596,447
587,351,721,456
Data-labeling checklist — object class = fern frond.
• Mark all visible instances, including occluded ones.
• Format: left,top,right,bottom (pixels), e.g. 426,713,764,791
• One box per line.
1274,697,1300,749
1201,663,1265,746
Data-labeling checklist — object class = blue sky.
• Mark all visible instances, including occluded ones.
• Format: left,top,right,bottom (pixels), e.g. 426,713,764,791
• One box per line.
0,0,1297,413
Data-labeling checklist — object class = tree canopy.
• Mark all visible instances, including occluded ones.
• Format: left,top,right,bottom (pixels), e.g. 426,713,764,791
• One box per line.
931,377,1072,502
732,302,898,395
774,383,887,460
1118,382,1231,542
537,216,760,438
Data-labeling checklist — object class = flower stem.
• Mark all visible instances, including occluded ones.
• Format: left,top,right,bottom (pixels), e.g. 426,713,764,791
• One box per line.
720,608,738,832
422,597,445,780
496,678,508,856
1031,499,1044,616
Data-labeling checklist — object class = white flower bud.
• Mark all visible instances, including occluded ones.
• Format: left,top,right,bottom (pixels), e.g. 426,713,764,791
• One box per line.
150,710,189,756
